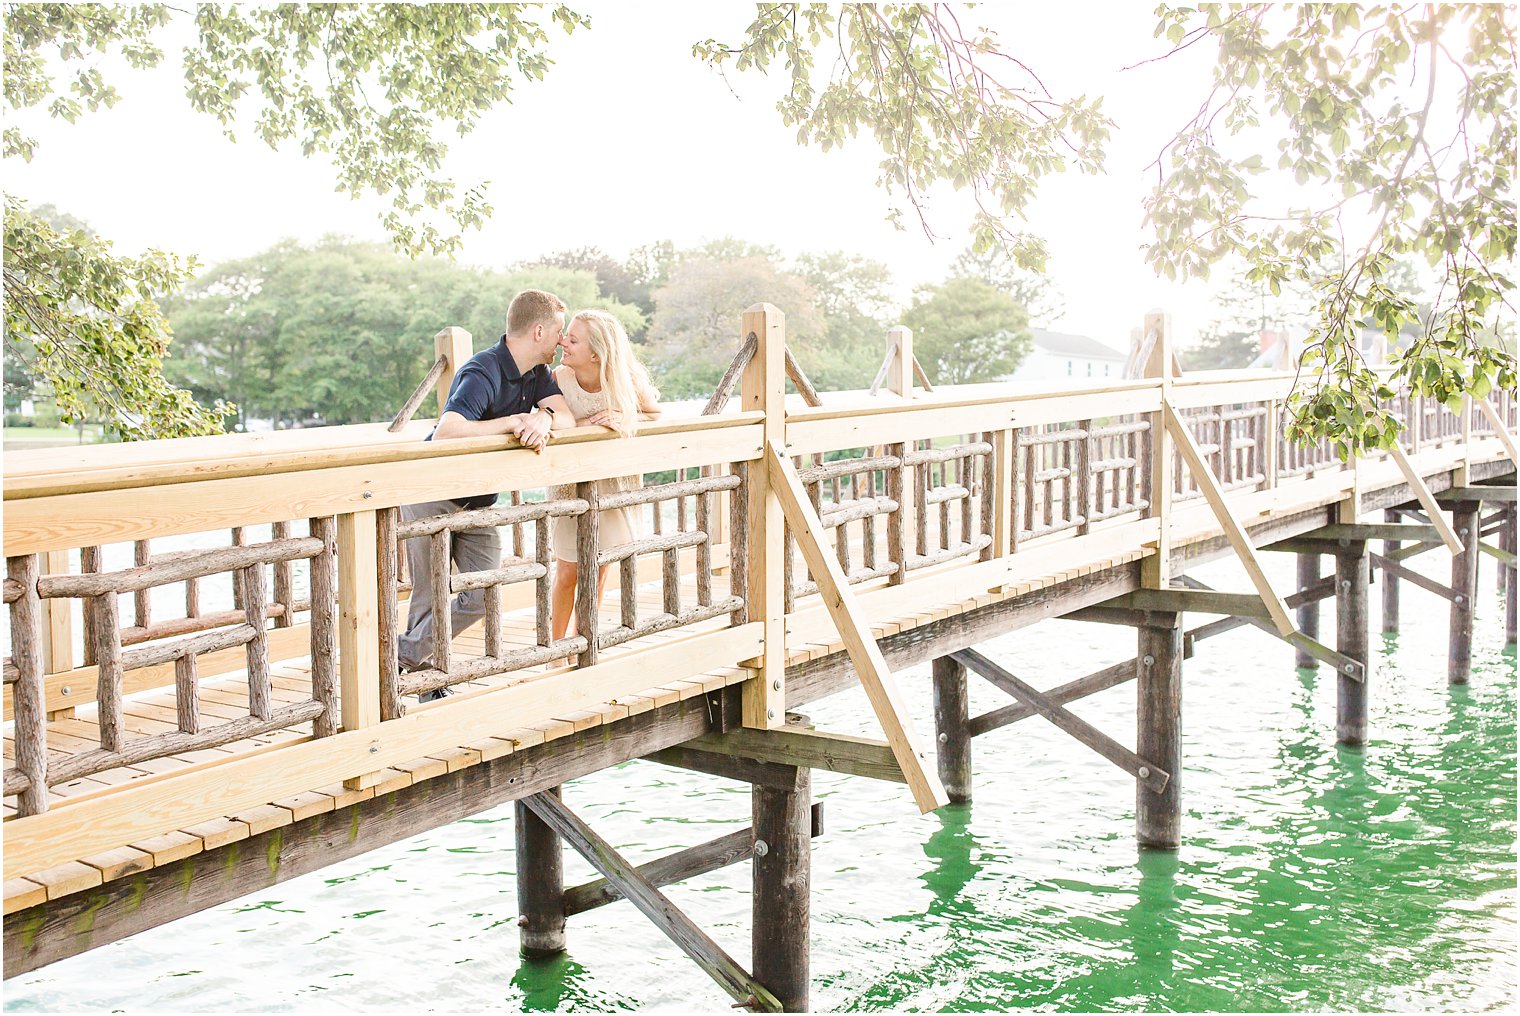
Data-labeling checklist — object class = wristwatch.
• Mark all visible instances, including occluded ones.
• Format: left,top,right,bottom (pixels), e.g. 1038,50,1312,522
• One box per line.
533,403,555,418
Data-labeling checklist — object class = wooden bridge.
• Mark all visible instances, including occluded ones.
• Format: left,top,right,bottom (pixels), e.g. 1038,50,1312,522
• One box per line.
3,307,1515,1010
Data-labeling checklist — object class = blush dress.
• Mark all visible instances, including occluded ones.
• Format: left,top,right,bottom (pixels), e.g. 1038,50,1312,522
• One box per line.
549,369,640,562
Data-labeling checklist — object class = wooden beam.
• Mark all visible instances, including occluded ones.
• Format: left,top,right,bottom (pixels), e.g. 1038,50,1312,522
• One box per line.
1184,576,1337,650
1479,541,1518,567
643,745,806,791
1109,588,1275,618
741,304,787,730
1370,552,1460,602
1436,485,1517,502
1387,443,1465,552
765,441,947,813
682,725,905,784
967,655,1154,738
522,792,783,1013
1163,400,1295,635
1306,523,1444,543
562,803,824,917
1172,574,1365,681
1476,398,1519,464
952,648,1170,793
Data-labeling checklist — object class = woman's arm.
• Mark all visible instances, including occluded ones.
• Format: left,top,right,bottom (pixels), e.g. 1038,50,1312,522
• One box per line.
636,378,663,421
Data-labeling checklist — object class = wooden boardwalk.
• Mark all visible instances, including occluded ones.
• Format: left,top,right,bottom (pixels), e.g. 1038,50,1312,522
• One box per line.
4,311,1515,1008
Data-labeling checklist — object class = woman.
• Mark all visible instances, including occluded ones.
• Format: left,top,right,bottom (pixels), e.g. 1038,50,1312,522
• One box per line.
549,309,662,645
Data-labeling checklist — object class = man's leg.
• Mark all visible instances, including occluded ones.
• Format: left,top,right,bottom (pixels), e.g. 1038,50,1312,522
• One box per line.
396,499,457,671
446,522,503,638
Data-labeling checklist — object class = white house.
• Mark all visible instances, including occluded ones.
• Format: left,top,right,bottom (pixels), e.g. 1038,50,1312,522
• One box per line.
1006,328,1128,383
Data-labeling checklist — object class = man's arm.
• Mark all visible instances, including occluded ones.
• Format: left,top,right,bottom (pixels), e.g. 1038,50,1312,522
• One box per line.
432,411,524,442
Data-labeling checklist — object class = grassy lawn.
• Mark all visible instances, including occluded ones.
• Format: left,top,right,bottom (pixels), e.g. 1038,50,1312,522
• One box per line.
3,424,107,449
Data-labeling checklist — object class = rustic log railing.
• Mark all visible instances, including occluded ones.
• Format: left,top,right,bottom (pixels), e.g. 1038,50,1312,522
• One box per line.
2,312,1514,882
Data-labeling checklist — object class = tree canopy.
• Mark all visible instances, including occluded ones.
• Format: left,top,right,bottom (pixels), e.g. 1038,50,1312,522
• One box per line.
902,276,1031,385
3,3,1513,448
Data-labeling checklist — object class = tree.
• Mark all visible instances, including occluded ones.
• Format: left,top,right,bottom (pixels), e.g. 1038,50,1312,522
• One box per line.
792,251,895,391
951,241,1066,324
901,276,1030,385
644,244,823,399
1145,4,1516,455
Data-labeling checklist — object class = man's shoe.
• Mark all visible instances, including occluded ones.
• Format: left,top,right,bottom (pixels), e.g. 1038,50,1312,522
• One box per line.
419,685,452,703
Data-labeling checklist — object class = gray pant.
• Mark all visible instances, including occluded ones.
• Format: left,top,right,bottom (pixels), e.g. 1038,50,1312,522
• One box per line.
397,499,503,671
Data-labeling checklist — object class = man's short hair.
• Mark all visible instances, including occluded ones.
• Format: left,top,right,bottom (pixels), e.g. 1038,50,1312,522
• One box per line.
506,289,567,338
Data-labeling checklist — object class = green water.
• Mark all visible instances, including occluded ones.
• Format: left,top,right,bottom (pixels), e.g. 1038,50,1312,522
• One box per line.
5,556,1515,1012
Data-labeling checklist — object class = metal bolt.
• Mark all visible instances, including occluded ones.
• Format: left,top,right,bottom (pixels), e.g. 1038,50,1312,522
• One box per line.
362,490,373,500
60,685,71,696
1341,579,1351,590
766,708,776,721
369,742,379,754
1344,663,1356,674
1460,527,1469,536
1138,766,1151,779
772,678,782,691
1455,594,1464,604
1143,654,1154,666
938,732,948,744
753,839,769,857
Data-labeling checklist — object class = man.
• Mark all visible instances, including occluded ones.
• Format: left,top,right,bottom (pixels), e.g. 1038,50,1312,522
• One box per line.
399,289,575,700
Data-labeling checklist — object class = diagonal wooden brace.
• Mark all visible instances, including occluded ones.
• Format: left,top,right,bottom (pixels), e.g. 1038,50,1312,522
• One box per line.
1370,552,1461,601
1175,575,1364,681
1477,398,1519,464
952,648,1171,794
522,792,783,1013
1386,443,1463,553
765,441,949,813
682,725,905,784
1163,402,1295,636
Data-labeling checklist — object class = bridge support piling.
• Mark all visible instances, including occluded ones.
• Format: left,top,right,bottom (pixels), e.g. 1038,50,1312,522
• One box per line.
752,766,811,1012
1336,543,1369,746
1450,501,1480,684
932,655,973,803
1503,502,1516,647
1381,508,1401,633
1295,552,1320,668
516,787,566,957
1136,612,1182,850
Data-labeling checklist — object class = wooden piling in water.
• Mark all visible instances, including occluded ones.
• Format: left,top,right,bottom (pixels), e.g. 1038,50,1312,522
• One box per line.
1295,552,1320,667
1381,508,1400,633
752,766,810,1013
1503,501,1516,647
1136,612,1182,850
1336,544,1369,745
932,656,972,803
1449,501,1480,684
516,787,566,957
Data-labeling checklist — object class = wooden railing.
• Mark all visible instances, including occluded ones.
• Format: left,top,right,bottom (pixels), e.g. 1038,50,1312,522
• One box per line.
2,307,1514,878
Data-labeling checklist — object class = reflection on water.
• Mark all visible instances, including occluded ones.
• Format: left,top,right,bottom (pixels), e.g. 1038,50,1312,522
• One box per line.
4,556,1515,1012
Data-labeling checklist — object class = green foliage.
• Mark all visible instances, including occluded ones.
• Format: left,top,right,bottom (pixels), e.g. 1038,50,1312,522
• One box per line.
1147,4,1517,453
791,250,894,391
901,276,1030,384
165,238,640,426
1184,327,1259,371
695,5,1110,258
3,196,227,439
5,2,588,257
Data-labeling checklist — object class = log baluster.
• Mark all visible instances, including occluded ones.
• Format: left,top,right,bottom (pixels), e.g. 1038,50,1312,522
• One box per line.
81,545,102,666
310,515,340,736
9,554,48,815
696,489,713,608
729,461,751,624
575,481,601,667
133,539,151,630
376,507,403,721
271,521,295,628
175,655,199,735
240,561,272,721
1077,420,1093,535
535,516,552,649
429,530,452,676
90,591,125,753
886,442,907,585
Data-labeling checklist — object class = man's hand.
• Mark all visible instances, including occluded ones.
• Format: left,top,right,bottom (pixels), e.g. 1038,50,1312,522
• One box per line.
515,409,553,453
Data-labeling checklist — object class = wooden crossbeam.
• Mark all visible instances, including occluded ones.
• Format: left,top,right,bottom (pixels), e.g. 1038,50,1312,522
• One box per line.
1476,398,1519,463
1307,523,1443,543
951,648,1170,793
1436,485,1517,503
1183,576,1337,652
1110,588,1275,618
1163,401,1295,636
1387,443,1464,552
967,655,1162,738
1370,552,1460,602
1479,542,1517,566
764,441,948,813
521,792,783,1013
563,803,824,917
1174,575,1364,681
682,725,905,784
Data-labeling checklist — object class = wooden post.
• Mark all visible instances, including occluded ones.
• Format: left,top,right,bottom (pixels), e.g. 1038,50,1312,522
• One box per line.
741,304,787,729
1136,612,1182,849
516,787,567,957
338,510,383,790
1449,501,1480,685
752,765,810,1012
1336,543,1370,745
1505,502,1517,647
932,656,972,803
9,554,48,816
1141,310,1173,588
434,326,473,416
886,326,914,398
1295,553,1320,668
991,429,1015,558
1381,507,1401,633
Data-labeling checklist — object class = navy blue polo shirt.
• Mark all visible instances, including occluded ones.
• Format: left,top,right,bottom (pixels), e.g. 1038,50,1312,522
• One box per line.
432,338,562,509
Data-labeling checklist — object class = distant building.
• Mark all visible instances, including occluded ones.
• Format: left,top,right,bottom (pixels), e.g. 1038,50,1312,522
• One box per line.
1006,328,1128,383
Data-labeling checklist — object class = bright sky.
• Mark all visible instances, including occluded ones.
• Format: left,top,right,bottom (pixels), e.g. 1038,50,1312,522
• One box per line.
5,2,1228,350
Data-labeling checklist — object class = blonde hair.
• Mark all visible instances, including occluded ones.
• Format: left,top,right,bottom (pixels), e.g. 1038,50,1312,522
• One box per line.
571,309,658,438
506,289,567,338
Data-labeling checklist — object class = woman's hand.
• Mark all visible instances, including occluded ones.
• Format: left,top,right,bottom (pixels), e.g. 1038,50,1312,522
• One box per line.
583,409,624,430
